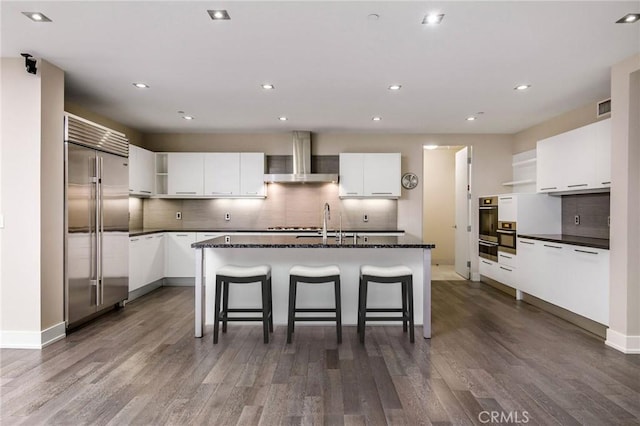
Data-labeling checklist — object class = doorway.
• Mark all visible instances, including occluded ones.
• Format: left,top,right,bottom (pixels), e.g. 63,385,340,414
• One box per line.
422,145,471,280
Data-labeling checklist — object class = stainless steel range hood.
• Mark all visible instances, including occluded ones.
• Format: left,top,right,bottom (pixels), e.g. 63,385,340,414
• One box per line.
264,131,339,183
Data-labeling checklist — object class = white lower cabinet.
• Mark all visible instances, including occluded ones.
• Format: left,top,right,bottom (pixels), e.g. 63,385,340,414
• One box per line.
165,232,197,277
517,237,609,325
479,258,499,282
497,264,517,287
129,233,165,292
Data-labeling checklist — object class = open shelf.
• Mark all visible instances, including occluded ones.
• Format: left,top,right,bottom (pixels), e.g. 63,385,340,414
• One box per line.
512,158,537,168
502,179,535,186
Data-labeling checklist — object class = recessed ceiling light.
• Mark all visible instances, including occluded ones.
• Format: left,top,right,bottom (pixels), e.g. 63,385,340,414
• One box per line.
424,144,438,150
278,116,288,121
466,116,476,121
372,116,382,121
133,83,149,89
261,84,275,90
183,115,194,120
207,10,230,20
422,14,444,25
367,14,380,21
21,12,51,22
514,84,531,91
388,85,402,91
616,13,640,23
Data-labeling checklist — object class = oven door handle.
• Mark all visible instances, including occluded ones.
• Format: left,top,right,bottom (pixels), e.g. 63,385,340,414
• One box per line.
479,241,499,247
479,207,498,210
496,230,516,234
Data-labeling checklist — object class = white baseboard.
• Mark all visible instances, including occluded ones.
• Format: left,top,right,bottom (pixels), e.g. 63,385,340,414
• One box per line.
0,322,66,349
470,272,481,282
605,328,640,354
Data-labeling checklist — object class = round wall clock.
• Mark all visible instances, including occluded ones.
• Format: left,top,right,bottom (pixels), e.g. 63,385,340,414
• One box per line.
401,172,419,189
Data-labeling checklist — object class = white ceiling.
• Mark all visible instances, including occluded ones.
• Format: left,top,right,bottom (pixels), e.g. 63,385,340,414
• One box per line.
2,1,639,134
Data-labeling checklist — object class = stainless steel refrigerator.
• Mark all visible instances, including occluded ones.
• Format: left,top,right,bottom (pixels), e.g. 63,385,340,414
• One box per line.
64,113,129,329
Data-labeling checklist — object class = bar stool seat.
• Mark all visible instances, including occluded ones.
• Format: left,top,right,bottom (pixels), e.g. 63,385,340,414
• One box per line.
214,264,273,344
358,265,414,344
287,265,342,344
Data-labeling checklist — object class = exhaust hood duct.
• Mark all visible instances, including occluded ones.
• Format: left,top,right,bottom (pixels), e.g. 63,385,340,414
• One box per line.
264,131,339,183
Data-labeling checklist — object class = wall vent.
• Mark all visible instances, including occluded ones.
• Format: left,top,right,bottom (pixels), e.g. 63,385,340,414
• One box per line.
597,98,611,118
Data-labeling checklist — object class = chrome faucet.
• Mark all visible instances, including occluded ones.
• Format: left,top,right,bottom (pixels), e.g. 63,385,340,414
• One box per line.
322,202,330,244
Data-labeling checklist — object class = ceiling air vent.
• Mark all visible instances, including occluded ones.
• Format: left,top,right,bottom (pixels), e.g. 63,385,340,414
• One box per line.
597,98,611,118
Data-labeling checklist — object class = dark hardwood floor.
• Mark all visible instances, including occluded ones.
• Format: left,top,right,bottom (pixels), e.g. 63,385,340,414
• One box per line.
1,281,639,425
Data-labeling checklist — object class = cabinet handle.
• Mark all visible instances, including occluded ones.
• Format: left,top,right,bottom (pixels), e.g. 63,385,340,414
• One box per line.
244,192,258,195
176,234,189,237
176,191,197,194
499,266,513,272
145,236,154,240
520,241,534,245
130,238,139,241
499,254,512,259
499,197,513,200
481,260,492,265
575,249,598,255
372,192,393,195
210,192,232,195
601,181,611,185
140,190,152,194
347,192,358,195
540,187,557,190
544,244,562,249
567,184,588,188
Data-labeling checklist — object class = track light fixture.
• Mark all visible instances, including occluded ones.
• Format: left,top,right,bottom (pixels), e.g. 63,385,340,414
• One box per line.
20,53,37,75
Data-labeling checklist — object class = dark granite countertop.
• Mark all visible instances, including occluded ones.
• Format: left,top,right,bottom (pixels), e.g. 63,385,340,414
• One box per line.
129,228,405,237
192,234,434,249
518,234,610,250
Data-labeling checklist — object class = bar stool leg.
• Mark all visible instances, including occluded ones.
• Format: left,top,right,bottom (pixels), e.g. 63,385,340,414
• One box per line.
213,276,223,344
335,276,342,344
287,276,295,344
357,276,362,336
260,277,270,344
222,281,229,333
268,276,274,332
359,278,368,344
401,279,408,333
408,276,415,343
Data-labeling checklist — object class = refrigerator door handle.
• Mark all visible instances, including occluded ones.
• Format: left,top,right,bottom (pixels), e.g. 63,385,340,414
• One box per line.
94,155,102,306
98,156,105,306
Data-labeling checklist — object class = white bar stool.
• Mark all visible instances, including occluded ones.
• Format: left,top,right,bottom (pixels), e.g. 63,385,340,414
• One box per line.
214,265,273,344
287,265,342,344
358,265,414,343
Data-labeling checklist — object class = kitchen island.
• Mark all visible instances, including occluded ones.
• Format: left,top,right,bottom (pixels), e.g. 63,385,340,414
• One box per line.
192,235,435,339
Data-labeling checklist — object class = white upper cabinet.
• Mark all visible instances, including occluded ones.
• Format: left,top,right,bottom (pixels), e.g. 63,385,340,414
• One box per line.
167,153,204,196
129,145,155,196
339,153,401,198
536,118,611,193
203,152,265,197
239,153,266,197
497,195,516,222
204,153,240,196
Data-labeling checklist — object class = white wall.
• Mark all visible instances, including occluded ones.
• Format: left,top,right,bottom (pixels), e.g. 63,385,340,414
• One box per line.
607,54,640,353
1,58,43,335
0,58,65,348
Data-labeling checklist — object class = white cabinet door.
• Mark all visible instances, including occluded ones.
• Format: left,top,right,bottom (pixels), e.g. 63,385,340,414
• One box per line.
167,153,204,196
165,232,197,277
128,145,138,195
565,246,609,325
240,153,266,196
497,264,517,287
562,125,595,191
497,251,517,268
129,237,144,291
363,153,401,197
536,242,569,303
498,195,517,222
479,258,499,282
339,153,364,196
148,233,165,283
593,118,612,188
137,147,155,195
537,134,566,193
204,153,240,196
517,238,539,294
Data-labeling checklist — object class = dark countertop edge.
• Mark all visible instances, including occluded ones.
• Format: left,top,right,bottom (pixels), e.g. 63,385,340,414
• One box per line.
191,242,435,249
518,234,610,250
130,229,405,237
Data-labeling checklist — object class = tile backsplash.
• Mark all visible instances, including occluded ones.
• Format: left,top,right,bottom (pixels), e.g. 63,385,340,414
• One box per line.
562,193,610,239
140,183,397,231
